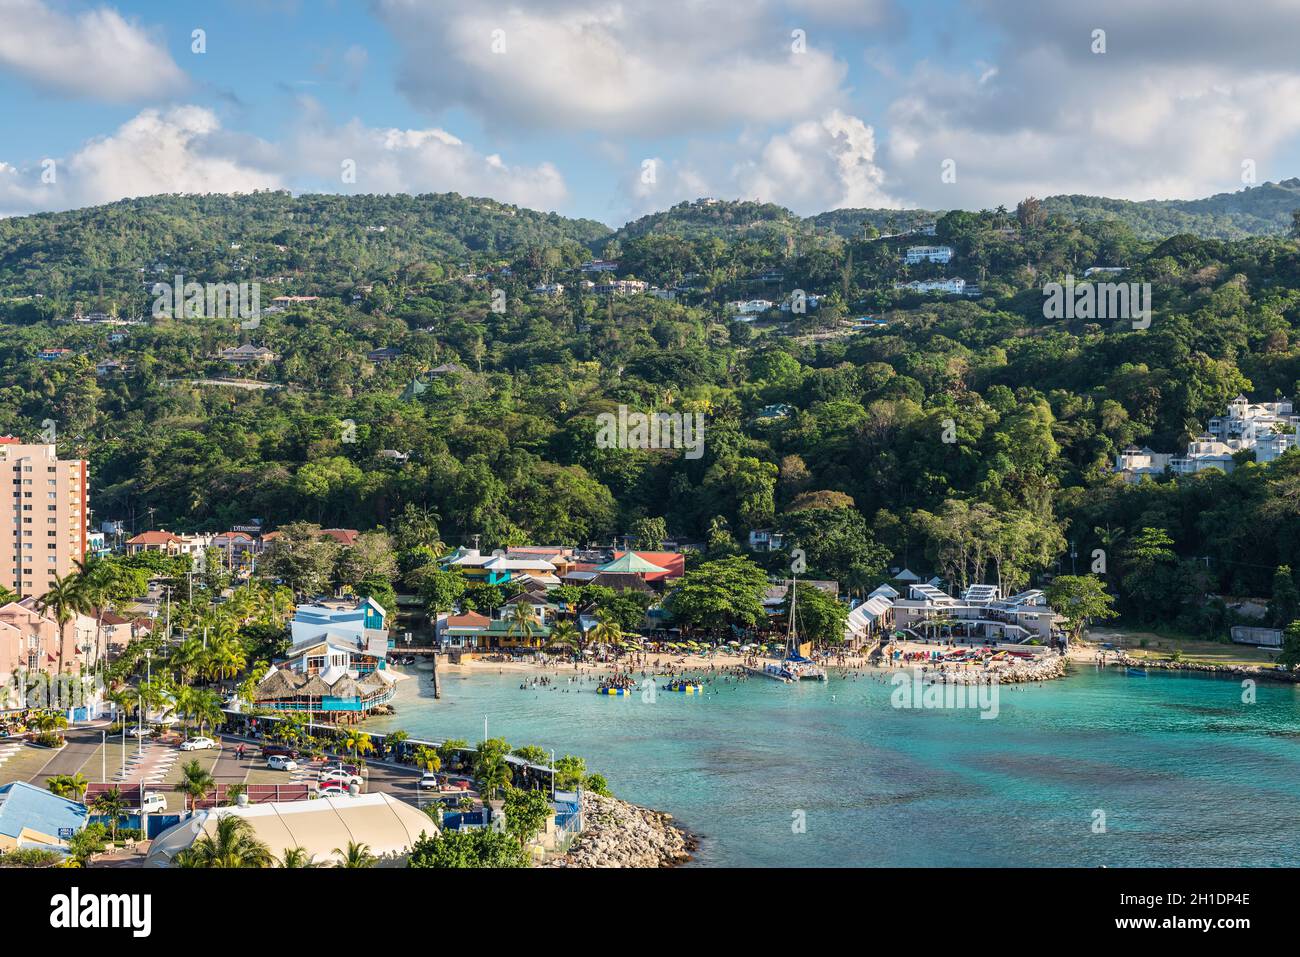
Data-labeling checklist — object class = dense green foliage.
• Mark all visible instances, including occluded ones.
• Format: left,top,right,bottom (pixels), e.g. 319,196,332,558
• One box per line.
7,192,1300,635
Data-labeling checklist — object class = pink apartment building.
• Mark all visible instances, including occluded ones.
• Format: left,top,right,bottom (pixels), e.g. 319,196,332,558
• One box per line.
0,438,88,599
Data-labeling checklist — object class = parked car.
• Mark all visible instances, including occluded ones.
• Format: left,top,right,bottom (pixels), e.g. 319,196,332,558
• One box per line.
179,736,216,751
127,726,152,738
133,792,167,814
317,768,362,786
261,745,299,759
267,754,298,771
318,777,361,791
419,772,440,790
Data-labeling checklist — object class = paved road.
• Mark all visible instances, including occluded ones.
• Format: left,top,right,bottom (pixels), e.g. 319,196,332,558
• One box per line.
29,726,103,786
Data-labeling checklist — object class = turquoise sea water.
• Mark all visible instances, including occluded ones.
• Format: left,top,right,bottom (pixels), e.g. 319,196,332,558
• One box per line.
364,665,1300,867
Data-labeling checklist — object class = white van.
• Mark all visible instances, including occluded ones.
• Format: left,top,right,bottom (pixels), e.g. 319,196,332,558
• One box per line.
135,792,167,814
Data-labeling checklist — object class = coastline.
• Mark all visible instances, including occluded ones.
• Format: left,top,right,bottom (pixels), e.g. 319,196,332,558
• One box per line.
543,790,696,868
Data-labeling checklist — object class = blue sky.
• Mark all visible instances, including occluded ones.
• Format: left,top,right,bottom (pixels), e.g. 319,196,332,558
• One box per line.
1,0,1298,225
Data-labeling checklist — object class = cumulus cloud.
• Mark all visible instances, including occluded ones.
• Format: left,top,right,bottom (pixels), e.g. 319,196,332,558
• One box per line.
0,103,569,216
373,0,853,134
0,0,186,101
286,99,568,208
621,110,901,219
883,0,1300,208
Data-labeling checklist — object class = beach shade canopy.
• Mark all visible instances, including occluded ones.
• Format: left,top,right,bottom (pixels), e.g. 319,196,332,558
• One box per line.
596,552,670,575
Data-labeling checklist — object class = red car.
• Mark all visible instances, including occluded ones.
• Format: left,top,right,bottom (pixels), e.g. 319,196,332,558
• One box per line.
261,744,300,759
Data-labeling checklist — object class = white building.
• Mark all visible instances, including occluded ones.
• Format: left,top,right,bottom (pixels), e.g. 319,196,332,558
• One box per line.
904,245,954,264
1116,395,1299,482
891,584,1061,645
895,278,966,295
727,299,776,317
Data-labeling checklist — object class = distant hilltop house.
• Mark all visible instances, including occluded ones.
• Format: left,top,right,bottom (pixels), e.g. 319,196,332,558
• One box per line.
894,278,966,296
531,282,565,296
36,348,74,361
429,362,465,376
212,344,278,365
754,403,794,421
594,279,647,296
904,245,954,264
367,346,402,363
748,528,785,551
780,293,822,312
1083,266,1126,277
95,358,129,376
580,259,619,274
376,449,409,464
1115,394,1299,482
727,299,776,319
270,295,319,305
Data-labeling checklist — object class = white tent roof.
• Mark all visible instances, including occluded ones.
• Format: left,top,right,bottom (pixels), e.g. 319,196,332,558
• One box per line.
145,793,436,868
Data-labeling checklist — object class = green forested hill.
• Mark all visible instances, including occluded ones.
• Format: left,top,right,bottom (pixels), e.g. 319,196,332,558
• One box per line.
0,191,612,303
5,191,1300,636
1042,179,1300,240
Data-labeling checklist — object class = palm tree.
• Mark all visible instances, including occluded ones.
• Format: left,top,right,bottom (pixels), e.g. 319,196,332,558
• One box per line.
278,846,317,868
73,557,123,674
333,840,377,868
412,746,441,773
506,602,539,648
105,687,137,725
549,619,581,655
91,787,128,841
177,759,216,814
590,609,623,656
37,573,91,676
46,772,88,801
175,815,272,868
338,729,374,765
474,743,511,802
189,688,224,739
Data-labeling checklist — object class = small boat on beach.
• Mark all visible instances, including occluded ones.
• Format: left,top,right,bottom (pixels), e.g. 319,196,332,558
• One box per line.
1126,667,1149,677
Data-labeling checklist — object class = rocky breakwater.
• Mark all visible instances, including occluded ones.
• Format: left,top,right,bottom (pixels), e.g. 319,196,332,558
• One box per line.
544,791,695,868
1115,653,1298,684
923,652,1066,686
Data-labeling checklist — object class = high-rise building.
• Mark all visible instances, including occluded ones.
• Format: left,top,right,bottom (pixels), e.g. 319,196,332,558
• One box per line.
0,438,88,598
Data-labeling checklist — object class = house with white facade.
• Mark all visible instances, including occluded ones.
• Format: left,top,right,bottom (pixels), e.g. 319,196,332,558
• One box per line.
891,584,1061,645
1116,395,1299,482
904,245,954,264
894,278,966,295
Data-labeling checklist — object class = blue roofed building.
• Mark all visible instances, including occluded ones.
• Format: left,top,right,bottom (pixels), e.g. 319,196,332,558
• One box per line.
0,780,88,852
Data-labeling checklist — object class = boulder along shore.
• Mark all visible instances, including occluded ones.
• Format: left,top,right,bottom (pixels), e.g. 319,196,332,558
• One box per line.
544,791,696,868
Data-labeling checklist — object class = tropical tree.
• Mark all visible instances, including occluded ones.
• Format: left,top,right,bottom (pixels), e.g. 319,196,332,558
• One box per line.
46,773,88,801
177,759,216,813
412,746,441,773
37,573,92,675
338,729,374,764
473,738,512,801
333,840,377,868
278,846,317,868
90,787,128,842
175,815,272,868
505,602,540,647
549,619,581,654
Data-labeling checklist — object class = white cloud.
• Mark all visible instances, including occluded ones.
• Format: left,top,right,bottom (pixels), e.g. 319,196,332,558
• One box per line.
0,103,569,216
0,0,186,101
883,0,1300,208
620,111,901,219
374,0,851,135
287,102,569,208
